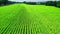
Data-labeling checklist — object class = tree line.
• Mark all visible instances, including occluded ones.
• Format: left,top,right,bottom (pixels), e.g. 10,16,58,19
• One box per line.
0,0,16,6
24,1,60,8
0,0,60,8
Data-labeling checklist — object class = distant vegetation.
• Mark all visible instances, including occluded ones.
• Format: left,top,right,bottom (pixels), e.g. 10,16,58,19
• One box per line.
0,0,60,8
24,1,60,8
45,1,60,8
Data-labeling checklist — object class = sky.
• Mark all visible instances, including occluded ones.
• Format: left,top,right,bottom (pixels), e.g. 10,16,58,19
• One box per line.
8,0,60,2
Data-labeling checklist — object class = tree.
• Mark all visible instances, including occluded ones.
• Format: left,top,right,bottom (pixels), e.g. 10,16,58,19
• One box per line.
0,0,8,6
56,1,60,8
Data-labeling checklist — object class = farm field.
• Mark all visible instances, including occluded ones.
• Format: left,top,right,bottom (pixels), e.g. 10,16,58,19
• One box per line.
0,4,60,34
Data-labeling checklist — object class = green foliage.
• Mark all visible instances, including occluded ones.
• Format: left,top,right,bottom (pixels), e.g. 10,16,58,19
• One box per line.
0,0,3,1
0,0,8,6
46,1,56,6
40,1,60,8
56,1,60,7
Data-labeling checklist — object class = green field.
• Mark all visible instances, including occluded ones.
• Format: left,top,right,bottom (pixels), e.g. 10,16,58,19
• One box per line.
0,4,60,34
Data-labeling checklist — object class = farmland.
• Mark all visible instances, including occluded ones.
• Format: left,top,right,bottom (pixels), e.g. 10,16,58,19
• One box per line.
0,4,60,34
